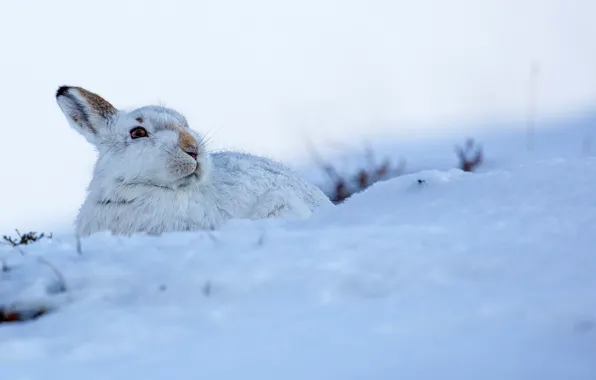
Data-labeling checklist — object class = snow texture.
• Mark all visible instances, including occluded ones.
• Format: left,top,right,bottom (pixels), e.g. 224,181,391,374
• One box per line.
2,155,596,379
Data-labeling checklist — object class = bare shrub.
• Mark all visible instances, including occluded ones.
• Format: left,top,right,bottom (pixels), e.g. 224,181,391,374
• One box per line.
456,138,483,172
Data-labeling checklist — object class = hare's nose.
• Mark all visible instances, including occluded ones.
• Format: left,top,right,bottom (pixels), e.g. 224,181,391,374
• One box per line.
178,130,199,159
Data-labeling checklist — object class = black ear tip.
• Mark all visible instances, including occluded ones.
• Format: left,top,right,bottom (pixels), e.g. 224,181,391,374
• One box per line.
56,86,71,97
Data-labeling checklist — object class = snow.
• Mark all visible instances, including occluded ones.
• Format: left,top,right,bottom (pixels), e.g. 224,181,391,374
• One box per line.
2,149,596,378
302,109,596,195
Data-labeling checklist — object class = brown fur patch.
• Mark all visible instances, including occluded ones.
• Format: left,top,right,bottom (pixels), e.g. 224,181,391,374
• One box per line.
178,130,197,153
75,87,117,118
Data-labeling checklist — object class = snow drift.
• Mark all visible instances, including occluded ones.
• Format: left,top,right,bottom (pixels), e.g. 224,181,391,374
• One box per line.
2,156,595,379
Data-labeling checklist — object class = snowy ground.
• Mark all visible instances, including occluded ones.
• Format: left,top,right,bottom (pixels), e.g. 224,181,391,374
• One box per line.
303,110,596,197
2,142,596,378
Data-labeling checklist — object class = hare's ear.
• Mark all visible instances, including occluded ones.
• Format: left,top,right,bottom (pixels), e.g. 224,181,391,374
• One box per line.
55,86,118,144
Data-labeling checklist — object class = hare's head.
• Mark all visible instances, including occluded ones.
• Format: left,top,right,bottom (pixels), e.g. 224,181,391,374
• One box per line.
56,86,210,189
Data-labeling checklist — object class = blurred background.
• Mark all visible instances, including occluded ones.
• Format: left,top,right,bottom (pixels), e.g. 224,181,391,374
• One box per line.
1,0,595,230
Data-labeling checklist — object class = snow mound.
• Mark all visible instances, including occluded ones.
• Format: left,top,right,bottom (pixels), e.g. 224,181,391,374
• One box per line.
2,158,596,379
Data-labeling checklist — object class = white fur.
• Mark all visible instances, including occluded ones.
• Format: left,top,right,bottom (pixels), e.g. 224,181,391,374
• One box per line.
56,86,332,237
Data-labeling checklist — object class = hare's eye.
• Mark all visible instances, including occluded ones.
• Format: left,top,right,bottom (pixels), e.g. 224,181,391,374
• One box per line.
130,127,148,139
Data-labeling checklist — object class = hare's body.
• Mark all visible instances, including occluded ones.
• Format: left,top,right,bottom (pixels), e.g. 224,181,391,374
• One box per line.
77,151,329,236
55,86,331,237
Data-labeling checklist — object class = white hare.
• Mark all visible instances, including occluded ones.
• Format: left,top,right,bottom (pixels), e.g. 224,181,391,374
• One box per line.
56,86,332,237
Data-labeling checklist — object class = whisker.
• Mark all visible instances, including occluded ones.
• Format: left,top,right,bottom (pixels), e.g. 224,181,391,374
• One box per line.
198,126,223,148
